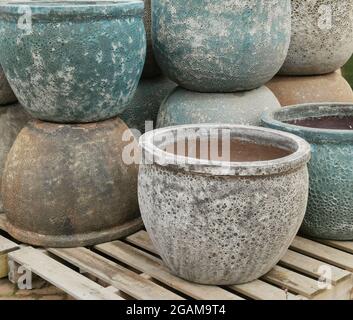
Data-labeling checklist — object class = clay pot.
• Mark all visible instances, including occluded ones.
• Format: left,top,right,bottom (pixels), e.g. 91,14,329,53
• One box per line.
157,86,281,128
0,1,146,123
139,124,310,284
266,73,353,106
262,103,353,240
2,118,142,247
152,0,291,92
280,0,353,75
119,76,176,133
0,65,17,105
0,103,31,212
142,0,161,78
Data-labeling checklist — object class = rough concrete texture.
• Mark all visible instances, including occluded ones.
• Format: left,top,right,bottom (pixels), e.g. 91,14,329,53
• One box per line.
0,103,31,212
280,0,353,75
119,76,176,133
0,65,17,106
157,86,281,128
0,1,146,123
152,0,291,92
266,72,353,106
139,124,310,284
2,117,142,247
262,104,353,240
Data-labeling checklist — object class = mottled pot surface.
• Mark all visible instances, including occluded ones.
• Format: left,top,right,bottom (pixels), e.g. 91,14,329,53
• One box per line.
157,86,281,128
262,103,353,240
152,0,291,92
0,1,146,123
280,0,353,75
119,76,176,134
266,72,353,106
139,124,310,284
0,65,17,105
2,117,142,247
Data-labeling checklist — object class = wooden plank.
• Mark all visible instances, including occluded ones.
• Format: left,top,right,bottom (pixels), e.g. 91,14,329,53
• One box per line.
48,247,183,300
318,240,353,255
96,241,243,300
291,237,353,272
125,230,157,254
0,234,19,278
280,250,351,285
0,214,6,232
9,247,123,300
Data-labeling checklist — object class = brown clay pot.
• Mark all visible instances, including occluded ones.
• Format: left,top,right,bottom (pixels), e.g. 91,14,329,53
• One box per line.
266,72,353,106
2,117,142,247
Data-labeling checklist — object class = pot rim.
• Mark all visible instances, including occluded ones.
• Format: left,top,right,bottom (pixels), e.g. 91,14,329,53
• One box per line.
0,1,144,19
139,124,311,176
261,103,353,143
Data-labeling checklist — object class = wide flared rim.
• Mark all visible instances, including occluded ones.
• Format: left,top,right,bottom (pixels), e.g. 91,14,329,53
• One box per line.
140,124,311,176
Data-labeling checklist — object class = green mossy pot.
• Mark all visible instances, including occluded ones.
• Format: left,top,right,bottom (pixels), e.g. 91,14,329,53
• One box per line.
262,104,353,240
0,1,146,123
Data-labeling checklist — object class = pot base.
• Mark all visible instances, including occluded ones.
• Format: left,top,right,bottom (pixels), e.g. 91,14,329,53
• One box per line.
4,216,144,248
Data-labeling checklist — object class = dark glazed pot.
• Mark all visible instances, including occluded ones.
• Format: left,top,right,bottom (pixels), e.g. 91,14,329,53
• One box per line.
138,124,310,284
152,0,291,92
0,1,146,123
0,65,17,105
2,118,142,247
262,104,353,240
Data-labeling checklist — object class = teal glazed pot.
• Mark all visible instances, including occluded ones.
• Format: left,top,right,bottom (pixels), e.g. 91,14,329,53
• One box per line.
0,1,146,123
0,65,17,105
157,86,281,128
152,0,291,92
262,103,353,240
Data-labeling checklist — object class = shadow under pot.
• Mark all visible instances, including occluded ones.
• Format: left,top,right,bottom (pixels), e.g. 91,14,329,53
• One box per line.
0,1,146,123
138,124,311,285
2,118,142,247
262,104,353,240
152,0,291,92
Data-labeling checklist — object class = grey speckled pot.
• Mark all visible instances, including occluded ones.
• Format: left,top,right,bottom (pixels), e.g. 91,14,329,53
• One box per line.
0,65,17,106
157,86,281,128
152,0,291,92
138,124,310,284
262,104,353,240
280,0,353,75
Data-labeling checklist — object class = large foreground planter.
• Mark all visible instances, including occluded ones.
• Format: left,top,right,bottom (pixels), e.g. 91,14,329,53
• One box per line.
157,86,281,128
262,104,353,240
0,1,146,123
152,0,291,92
139,124,310,284
0,65,17,105
2,118,142,247
280,0,353,75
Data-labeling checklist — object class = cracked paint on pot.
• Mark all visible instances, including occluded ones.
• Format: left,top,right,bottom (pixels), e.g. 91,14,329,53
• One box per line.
0,1,146,123
152,0,291,92
0,65,17,105
280,0,353,75
157,86,281,128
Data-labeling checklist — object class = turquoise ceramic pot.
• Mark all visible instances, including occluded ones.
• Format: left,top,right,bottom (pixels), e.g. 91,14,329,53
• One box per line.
0,1,146,123
262,104,353,240
152,0,291,92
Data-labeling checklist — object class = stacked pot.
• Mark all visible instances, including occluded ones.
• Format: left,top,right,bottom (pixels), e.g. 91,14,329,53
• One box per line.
267,0,353,106
0,1,147,247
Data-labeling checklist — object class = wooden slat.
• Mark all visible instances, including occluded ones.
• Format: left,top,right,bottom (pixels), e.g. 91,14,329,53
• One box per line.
125,230,157,254
0,235,18,254
291,237,353,272
48,247,183,300
9,247,123,300
96,241,243,300
318,240,353,255
0,214,6,232
262,265,325,298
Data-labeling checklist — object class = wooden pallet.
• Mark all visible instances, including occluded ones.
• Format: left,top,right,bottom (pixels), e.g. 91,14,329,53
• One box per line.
1,216,353,300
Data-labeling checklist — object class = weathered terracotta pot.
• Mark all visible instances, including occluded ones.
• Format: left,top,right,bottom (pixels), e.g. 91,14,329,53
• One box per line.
0,65,17,105
119,76,176,133
262,103,353,240
280,0,353,75
152,0,291,92
0,103,31,212
2,118,142,247
266,73,353,106
0,1,146,123
139,124,310,284
157,86,281,128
